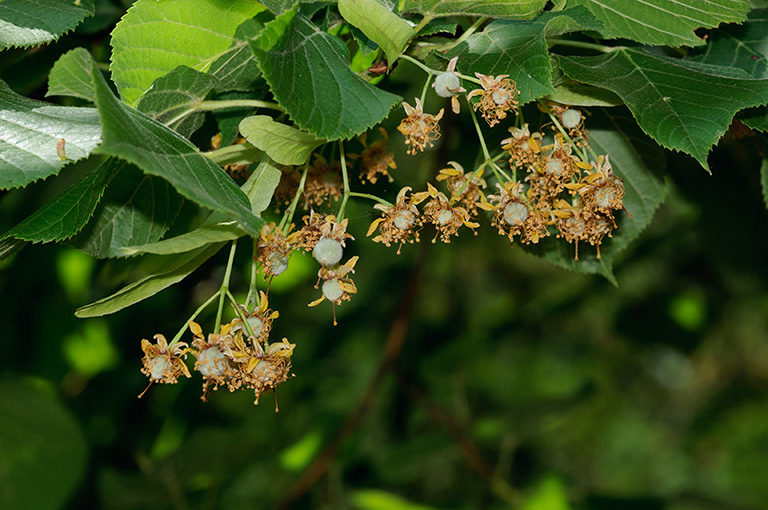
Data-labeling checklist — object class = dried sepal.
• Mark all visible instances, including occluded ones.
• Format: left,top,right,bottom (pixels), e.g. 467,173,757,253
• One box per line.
467,73,519,127
367,187,422,253
397,98,444,155
139,334,190,398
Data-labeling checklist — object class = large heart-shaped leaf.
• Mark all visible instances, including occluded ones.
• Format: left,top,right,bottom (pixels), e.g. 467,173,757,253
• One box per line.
447,8,603,104
565,0,749,47
46,47,99,102
208,17,265,92
558,49,768,170
110,0,264,106
2,157,116,244
136,65,219,137
75,242,226,317
121,157,282,256
72,53,264,236
0,79,102,189
251,9,401,140
69,163,183,259
0,0,95,49
688,8,768,78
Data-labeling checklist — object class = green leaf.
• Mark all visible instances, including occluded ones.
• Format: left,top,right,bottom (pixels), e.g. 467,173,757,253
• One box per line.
400,0,547,19
688,8,768,78
239,115,325,165
208,17,266,92
545,84,623,107
75,242,225,317
80,52,264,236
338,0,415,65
0,79,102,189
136,66,219,138
525,108,668,283
447,8,603,104
120,158,282,256
565,0,749,47
0,0,95,50
0,377,87,510
3,157,116,244
110,0,265,106
70,163,183,258
252,9,402,140
46,47,99,102
558,49,768,170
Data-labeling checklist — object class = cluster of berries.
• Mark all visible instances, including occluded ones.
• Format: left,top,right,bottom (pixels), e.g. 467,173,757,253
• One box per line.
138,58,627,408
386,58,627,259
139,293,294,409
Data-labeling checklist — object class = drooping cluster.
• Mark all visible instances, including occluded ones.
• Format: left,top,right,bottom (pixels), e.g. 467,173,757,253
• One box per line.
139,293,295,409
384,74,627,259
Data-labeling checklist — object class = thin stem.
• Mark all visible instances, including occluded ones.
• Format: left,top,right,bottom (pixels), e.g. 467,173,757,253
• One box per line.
169,291,222,346
420,73,433,105
278,160,310,233
467,100,491,162
337,140,351,221
245,238,260,312
348,191,393,207
547,38,619,53
399,54,437,75
196,99,285,112
214,240,239,332
226,290,255,337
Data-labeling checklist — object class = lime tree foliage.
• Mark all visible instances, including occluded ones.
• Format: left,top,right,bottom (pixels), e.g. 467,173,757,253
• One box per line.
2,0,768,509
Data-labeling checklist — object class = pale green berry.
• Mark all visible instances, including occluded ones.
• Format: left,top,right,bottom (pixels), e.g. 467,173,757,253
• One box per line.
314,237,343,266
322,278,344,302
393,210,415,230
433,72,461,98
437,209,454,225
546,159,563,175
197,348,229,378
268,252,289,275
149,357,171,380
247,316,264,337
503,202,529,226
561,109,582,130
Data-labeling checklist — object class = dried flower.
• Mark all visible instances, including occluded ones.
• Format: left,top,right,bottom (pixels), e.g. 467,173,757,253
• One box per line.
309,256,359,325
256,222,294,281
415,183,479,243
435,161,488,216
303,154,343,208
139,334,190,398
189,321,238,400
467,73,519,127
501,124,543,170
488,181,549,244
238,336,296,409
397,98,444,155
367,187,422,252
